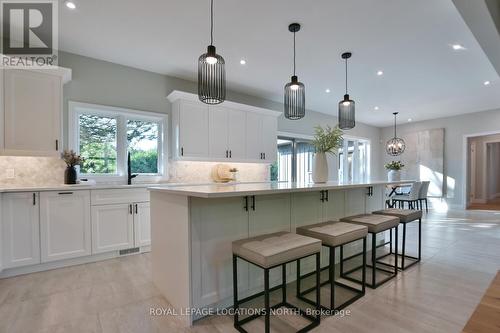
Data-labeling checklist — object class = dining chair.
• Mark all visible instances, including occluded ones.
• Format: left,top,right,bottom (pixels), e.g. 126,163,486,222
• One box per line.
418,181,430,213
392,182,422,210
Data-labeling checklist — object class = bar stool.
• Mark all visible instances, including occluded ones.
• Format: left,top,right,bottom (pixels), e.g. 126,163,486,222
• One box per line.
373,208,422,270
232,231,322,333
296,221,368,311
339,214,399,288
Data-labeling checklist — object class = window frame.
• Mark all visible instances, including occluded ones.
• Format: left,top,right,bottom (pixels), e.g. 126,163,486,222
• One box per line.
275,131,315,183
68,101,168,183
338,135,371,183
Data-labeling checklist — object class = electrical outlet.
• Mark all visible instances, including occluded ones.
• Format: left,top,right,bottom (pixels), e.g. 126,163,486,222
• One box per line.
5,168,15,179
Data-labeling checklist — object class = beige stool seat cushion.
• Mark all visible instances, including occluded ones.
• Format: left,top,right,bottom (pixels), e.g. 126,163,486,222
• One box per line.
372,209,422,223
296,222,368,247
232,232,321,268
340,214,400,233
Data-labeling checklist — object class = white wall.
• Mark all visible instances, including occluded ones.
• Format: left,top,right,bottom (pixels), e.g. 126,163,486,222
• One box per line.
381,108,500,208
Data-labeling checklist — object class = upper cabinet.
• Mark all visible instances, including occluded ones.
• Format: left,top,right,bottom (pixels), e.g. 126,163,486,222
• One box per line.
0,67,71,156
168,91,280,163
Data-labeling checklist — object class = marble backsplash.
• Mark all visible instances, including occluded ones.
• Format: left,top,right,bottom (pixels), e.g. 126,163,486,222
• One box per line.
0,157,270,186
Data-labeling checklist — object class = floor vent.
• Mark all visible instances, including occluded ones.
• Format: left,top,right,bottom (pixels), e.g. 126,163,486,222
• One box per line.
119,247,140,255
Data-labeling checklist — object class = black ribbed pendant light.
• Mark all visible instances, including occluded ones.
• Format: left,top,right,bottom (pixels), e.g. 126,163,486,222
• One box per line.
386,112,406,156
338,52,355,129
198,0,225,105
284,23,305,120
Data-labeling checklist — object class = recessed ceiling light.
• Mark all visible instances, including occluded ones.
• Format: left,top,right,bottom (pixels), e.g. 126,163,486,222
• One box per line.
451,44,465,51
239,59,246,65
65,1,76,9
325,89,331,93
408,118,413,122
484,80,491,86
374,106,379,110
377,70,384,76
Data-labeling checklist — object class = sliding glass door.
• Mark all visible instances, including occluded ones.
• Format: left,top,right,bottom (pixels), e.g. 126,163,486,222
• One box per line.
272,137,315,183
338,138,370,183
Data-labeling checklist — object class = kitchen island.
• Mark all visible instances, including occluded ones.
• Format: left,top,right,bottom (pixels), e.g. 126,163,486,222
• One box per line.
148,180,413,325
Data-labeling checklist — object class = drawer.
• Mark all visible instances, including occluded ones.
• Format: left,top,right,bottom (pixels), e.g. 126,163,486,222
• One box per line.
91,189,149,205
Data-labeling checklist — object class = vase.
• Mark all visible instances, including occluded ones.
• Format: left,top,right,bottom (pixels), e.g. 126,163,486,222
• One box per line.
312,152,328,183
388,170,401,182
64,166,77,185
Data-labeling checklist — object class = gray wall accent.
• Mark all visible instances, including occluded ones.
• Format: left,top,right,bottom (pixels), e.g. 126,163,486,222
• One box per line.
59,51,383,180
381,108,500,207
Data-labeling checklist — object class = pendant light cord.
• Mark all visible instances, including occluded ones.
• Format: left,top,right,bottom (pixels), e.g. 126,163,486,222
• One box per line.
394,113,397,137
293,31,296,76
345,58,348,94
210,0,214,45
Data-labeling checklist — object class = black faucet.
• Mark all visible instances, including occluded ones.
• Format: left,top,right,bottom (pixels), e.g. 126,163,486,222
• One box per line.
127,152,138,185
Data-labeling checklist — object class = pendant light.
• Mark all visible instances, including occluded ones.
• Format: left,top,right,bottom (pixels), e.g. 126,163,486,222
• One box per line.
284,23,305,120
386,112,406,156
198,0,225,105
338,52,355,129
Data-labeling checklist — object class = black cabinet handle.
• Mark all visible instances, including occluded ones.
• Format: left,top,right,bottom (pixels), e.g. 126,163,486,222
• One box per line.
226,150,228,158
33,193,36,206
263,153,266,159
129,204,133,215
181,147,184,156
229,150,232,158
58,192,73,195
55,140,59,151
367,186,373,197
135,204,138,214
244,196,248,211
251,196,256,211
320,191,324,202
325,190,329,202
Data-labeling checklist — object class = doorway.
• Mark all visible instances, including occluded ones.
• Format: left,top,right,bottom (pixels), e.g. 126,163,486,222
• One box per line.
467,133,500,210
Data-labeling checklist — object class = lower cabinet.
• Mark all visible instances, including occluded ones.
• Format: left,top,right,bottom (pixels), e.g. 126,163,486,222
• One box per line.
91,204,135,253
1,192,40,268
40,191,91,262
134,202,151,247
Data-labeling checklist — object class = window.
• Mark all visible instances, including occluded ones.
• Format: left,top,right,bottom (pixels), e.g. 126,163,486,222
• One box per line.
271,136,315,183
69,102,167,179
338,138,370,183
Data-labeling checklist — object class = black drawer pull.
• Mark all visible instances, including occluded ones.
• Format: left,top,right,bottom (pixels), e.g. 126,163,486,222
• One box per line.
58,192,74,195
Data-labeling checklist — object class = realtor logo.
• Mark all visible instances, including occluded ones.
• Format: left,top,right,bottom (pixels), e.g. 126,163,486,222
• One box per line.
1,0,58,67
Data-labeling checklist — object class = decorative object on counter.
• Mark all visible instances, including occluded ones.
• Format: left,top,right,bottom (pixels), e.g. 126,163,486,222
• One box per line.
229,167,238,181
198,0,225,105
338,52,356,130
284,23,305,120
385,161,405,181
311,125,343,183
386,112,406,156
211,164,234,183
61,150,84,184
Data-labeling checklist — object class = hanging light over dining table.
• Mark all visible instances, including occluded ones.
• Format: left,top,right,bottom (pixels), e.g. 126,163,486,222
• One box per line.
198,0,226,105
386,112,406,156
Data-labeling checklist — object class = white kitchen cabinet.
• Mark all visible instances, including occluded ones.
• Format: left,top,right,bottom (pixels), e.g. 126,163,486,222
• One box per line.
39,191,91,262
91,203,135,254
1,192,40,268
168,91,279,163
1,68,70,156
134,202,151,247
173,99,209,159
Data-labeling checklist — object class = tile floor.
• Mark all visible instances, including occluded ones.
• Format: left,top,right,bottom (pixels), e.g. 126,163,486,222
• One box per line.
1,209,499,333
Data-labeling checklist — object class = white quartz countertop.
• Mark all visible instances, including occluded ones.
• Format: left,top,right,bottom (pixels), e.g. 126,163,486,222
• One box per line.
148,180,415,198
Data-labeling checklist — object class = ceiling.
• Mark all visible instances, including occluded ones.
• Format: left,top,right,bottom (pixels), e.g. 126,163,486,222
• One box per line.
59,0,500,127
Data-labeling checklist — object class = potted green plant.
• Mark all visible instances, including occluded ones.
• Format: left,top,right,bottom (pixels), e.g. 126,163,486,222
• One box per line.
61,150,84,184
385,161,404,182
311,125,343,183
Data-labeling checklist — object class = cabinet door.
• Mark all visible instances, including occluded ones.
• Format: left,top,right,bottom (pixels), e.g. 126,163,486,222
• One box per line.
3,70,61,156
179,100,209,158
245,112,263,161
40,191,91,262
227,109,247,159
345,188,367,216
262,115,278,162
1,192,40,268
323,190,346,220
134,202,151,247
208,106,229,159
190,197,249,307
91,204,134,253
365,185,385,213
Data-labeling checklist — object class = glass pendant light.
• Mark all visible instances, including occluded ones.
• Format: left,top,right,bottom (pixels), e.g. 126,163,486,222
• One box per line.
284,23,305,120
198,0,225,104
338,52,355,129
386,112,406,156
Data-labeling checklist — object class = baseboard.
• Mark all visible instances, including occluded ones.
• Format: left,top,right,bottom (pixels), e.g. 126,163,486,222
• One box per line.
470,199,487,204
0,246,150,278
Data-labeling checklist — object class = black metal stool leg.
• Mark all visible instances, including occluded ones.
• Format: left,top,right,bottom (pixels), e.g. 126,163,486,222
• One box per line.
233,255,239,328
389,228,393,254
264,268,270,333
394,227,398,275
362,238,366,293
371,233,376,287
402,223,406,269
296,258,301,296
340,245,344,275
330,246,336,309
315,253,321,323
282,264,287,303
418,218,422,261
